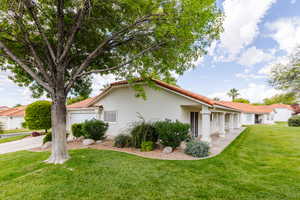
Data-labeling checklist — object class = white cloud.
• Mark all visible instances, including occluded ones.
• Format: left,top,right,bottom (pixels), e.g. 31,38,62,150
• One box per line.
290,0,296,4
238,46,274,67
258,55,289,75
209,83,280,102
219,0,276,58
266,17,300,53
91,74,117,96
235,73,266,80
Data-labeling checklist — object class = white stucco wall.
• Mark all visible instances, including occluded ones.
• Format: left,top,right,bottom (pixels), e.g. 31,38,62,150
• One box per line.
0,116,9,130
6,116,24,130
94,86,203,137
241,113,255,125
273,108,293,122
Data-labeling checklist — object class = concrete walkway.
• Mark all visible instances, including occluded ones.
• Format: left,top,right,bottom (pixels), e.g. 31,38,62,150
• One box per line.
0,136,44,154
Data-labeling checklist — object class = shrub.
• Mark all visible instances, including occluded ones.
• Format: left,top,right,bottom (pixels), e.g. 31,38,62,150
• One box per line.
154,120,190,149
71,123,84,138
184,140,209,158
0,121,3,134
82,119,108,140
43,132,52,144
31,132,41,137
114,134,132,148
21,122,27,128
25,101,52,133
130,122,158,148
141,141,154,152
288,115,300,127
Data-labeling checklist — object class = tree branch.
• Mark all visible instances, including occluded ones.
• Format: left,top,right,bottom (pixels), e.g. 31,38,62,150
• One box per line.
56,0,64,58
65,42,165,92
58,0,90,64
65,14,164,92
0,40,53,93
24,0,56,63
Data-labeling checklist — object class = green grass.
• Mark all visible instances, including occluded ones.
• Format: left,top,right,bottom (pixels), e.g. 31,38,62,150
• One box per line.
1,129,30,134
0,135,28,144
0,124,300,200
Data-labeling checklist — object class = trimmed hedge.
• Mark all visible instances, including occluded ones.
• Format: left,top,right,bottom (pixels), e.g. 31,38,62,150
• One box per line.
71,123,84,138
288,115,300,127
82,119,108,140
141,141,154,152
25,101,52,132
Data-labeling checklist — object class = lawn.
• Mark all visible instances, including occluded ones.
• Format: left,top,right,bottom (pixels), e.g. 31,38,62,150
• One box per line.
0,135,28,144
1,129,30,134
0,124,300,200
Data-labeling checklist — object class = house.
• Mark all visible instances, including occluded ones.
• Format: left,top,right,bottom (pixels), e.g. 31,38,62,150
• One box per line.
0,106,9,111
216,101,275,125
67,80,245,143
291,104,300,115
0,106,26,130
267,104,294,122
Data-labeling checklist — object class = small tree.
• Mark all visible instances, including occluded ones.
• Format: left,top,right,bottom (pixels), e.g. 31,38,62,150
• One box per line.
227,88,240,101
25,101,52,133
263,92,298,105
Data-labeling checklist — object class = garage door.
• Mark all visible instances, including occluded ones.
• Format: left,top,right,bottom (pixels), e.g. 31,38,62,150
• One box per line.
70,113,97,125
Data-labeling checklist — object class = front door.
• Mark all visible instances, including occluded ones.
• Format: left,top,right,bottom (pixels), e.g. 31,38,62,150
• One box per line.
190,112,199,137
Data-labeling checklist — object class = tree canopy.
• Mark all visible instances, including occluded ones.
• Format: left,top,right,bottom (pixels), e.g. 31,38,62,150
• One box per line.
269,48,300,94
263,92,298,105
233,98,250,104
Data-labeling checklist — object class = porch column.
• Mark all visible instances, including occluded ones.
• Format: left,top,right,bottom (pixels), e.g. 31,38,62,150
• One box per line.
219,112,226,137
237,113,242,128
233,114,239,128
229,113,234,130
201,106,211,143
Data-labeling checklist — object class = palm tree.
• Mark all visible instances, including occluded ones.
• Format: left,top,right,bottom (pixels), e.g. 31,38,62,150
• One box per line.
227,88,240,101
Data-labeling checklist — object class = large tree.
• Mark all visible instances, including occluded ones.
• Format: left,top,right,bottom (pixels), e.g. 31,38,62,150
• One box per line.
269,48,300,94
227,88,240,101
0,0,222,164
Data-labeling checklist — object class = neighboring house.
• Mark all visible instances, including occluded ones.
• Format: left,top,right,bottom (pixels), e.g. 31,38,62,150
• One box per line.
0,106,26,130
291,104,300,115
267,104,294,122
67,80,243,143
0,106,9,111
217,102,275,125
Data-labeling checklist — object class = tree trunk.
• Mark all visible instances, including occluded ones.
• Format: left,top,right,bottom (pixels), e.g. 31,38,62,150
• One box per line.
45,92,70,164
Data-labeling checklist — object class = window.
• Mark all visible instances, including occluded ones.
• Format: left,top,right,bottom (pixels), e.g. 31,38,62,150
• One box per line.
104,111,117,122
246,114,252,121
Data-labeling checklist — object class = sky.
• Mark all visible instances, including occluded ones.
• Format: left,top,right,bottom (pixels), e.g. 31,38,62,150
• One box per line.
0,0,300,107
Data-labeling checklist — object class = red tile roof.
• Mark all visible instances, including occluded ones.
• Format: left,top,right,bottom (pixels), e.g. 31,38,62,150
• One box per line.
0,106,26,117
216,101,274,113
67,97,96,109
267,104,294,111
109,79,215,105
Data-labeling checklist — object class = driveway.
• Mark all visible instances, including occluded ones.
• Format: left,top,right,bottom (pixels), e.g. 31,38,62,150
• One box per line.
0,136,44,154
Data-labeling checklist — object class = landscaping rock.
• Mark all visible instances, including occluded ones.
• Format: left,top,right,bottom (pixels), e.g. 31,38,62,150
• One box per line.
179,141,187,150
96,140,103,144
42,141,52,149
163,146,173,154
76,136,85,142
82,139,95,146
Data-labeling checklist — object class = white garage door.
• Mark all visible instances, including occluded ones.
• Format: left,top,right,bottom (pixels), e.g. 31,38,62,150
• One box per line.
70,113,97,125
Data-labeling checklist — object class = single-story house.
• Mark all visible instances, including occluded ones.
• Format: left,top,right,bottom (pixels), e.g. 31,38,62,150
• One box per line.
0,106,26,130
216,101,275,125
67,80,245,143
267,104,294,122
66,80,295,142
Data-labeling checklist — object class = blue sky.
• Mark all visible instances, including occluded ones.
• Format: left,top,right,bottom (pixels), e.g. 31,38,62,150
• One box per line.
0,0,300,106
